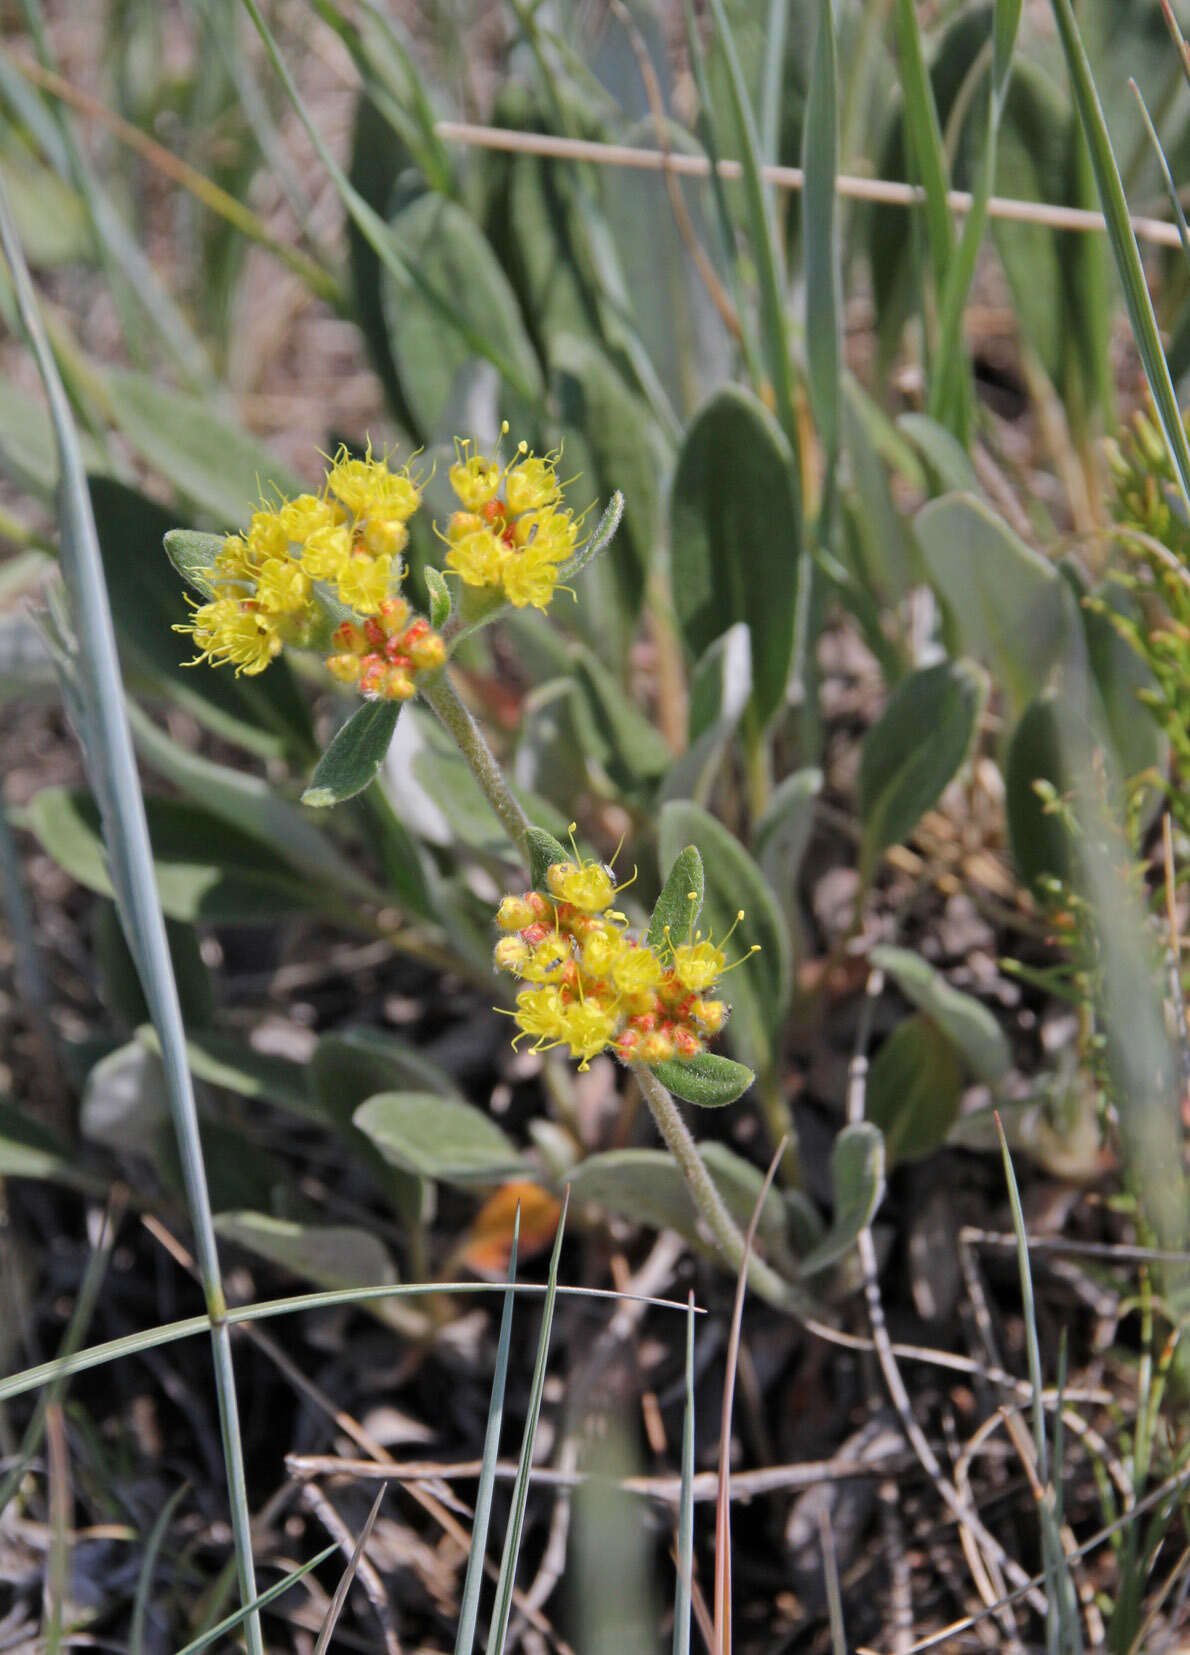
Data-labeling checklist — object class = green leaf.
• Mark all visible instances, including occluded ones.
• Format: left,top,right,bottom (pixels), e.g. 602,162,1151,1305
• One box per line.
164,529,223,600
214,1213,398,1295
354,1092,523,1184
302,701,401,807
26,787,326,923
137,1027,319,1123
661,623,752,805
670,386,799,729
567,1144,784,1253
569,643,673,791
798,1123,885,1275
649,1053,755,1108
895,413,979,496
424,565,451,629
104,369,307,525
380,193,543,440
647,846,705,955
915,494,1068,715
129,702,378,903
311,1027,463,1120
658,799,792,1067
865,1015,964,1166
753,767,822,933
869,945,1011,1087
526,825,570,891
858,660,986,868
1005,693,1075,891
893,0,954,289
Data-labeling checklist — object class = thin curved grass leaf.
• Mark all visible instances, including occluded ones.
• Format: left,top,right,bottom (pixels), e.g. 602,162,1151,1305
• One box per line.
174,1547,338,1655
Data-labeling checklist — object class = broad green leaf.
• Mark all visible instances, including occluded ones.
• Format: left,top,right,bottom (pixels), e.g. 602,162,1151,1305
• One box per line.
870,945,1011,1087
0,1099,100,1191
658,799,792,1067
129,702,378,903
661,623,752,806
670,387,799,729
914,495,1068,714
699,1140,789,1250
649,1053,755,1108
895,413,979,496
753,767,822,934
26,787,326,923
569,643,673,792
303,701,401,807
526,825,570,891
647,845,705,954
104,369,306,525
0,379,105,500
311,1027,463,1121
858,660,986,869
1005,693,1076,891
567,1145,781,1251
354,1092,523,1184
214,1213,398,1295
380,192,543,440
95,902,213,1032
798,1123,885,1275
865,1015,964,1166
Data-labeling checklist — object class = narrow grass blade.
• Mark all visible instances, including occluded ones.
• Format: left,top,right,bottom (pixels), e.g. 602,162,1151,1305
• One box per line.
0,177,262,1650
997,1117,1082,1654
671,1292,696,1655
239,0,540,405
704,0,802,488
802,0,841,462
0,1277,698,1406
175,1544,338,1655
484,1192,570,1655
455,1211,520,1655
1050,0,1190,514
714,1142,786,1655
129,1481,190,1655
759,0,789,164
894,0,954,286
1130,80,1190,269
314,1485,387,1655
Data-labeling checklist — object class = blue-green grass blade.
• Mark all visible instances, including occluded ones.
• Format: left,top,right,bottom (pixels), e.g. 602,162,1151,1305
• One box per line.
175,1545,338,1655
130,1481,190,1655
671,1293,696,1655
485,1192,570,1655
0,1277,698,1406
455,1211,521,1655
1131,80,1190,270
894,0,954,287
802,0,841,460
1049,0,1190,515
759,0,789,164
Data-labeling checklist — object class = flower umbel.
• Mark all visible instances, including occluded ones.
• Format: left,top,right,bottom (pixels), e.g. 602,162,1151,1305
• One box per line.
442,430,582,613
492,857,754,1070
175,445,444,702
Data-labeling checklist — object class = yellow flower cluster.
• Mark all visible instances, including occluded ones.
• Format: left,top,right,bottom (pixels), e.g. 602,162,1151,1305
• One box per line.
177,447,444,700
443,437,581,612
493,848,747,1072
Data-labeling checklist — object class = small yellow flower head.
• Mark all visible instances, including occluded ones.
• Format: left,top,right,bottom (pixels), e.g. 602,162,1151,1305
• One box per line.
561,1000,619,1066
502,547,563,611
325,651,363,685
497,894,539,932
449,444,503,510
611,944,663,997
246,508,289,563
494,936,530,974
337,551,393,615
301,523,353,583
254,556,312,617
546,859,615,914
216,533,256,585
581,925,626,978
671,939,727,995
324,602,444,704
514,984,568,1044
445,526,508,589
324,450,387,517
522,933,572,983
177,597,280,676
279,493,341,542
689,998,727,1035
362,517,410,560
504,446,562,516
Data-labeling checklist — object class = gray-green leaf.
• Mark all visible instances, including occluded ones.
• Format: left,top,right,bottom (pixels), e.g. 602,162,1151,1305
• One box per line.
646,845,705,954
354,1092,523,1184
798,1123,886,1275
303,701,401,808
649,1053,755,1108
869,945,1011,1086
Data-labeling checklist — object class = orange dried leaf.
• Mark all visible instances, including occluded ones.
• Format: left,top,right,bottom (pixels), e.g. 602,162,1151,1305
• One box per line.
461,1181,562,1277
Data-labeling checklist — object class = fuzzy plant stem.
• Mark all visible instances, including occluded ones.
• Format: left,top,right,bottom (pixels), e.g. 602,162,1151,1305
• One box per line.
634,1065,807,1313
420,668,531,861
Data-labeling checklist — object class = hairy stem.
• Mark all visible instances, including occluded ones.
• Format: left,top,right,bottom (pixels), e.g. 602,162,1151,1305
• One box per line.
420,668,531,861
634,1065,808,1313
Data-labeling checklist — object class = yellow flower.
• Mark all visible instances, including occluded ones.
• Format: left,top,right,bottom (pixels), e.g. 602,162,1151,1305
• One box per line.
301,523,353,583
254,556,312,617
504,446,562,516
445,527,508,589
449,446,503,510
246,508,289,563
611,945,662,998
336,551,393,614
177,597,280,676
279,493,342,542
501,548,562,611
